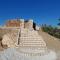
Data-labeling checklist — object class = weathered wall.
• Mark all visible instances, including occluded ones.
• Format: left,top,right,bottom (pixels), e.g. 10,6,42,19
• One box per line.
6,20,20,27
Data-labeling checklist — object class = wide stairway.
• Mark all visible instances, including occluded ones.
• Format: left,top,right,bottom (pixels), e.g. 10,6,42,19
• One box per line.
17,28,48,56
2,28,49,56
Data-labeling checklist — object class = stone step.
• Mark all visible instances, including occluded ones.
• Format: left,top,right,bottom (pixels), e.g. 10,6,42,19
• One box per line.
20,44,45,46
18,29,46,48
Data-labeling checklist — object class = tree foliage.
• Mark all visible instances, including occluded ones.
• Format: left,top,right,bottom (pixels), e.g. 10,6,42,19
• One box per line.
41,24,60,39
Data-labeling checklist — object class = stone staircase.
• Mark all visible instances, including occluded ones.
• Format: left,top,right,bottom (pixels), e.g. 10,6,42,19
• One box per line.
2,28,49,56
16,28,48,56
19,29,46,47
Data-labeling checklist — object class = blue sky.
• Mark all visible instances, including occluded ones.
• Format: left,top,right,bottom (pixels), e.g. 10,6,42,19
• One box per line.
0,0,60,26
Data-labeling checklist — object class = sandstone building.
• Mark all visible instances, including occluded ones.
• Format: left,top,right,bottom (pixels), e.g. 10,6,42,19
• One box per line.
5,19,36,30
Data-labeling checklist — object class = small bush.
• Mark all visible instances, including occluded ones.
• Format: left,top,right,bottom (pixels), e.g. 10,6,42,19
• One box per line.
41,24,60,39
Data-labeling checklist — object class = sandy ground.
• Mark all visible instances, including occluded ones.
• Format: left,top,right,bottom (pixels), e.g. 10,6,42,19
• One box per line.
38,30,60,60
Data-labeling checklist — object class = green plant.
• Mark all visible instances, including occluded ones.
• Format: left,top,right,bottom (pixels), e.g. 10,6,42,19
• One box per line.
41,24,60,39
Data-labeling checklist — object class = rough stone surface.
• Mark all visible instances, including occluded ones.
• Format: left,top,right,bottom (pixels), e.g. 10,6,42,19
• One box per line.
2,28,48,55
2,30,19,47
0,48,57,60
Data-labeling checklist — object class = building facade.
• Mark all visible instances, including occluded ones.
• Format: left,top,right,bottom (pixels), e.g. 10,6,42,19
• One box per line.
5,19,36,30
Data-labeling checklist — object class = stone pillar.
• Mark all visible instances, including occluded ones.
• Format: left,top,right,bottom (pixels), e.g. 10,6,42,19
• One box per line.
28,19,33,30
20,19,24,29
36,25,40,30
